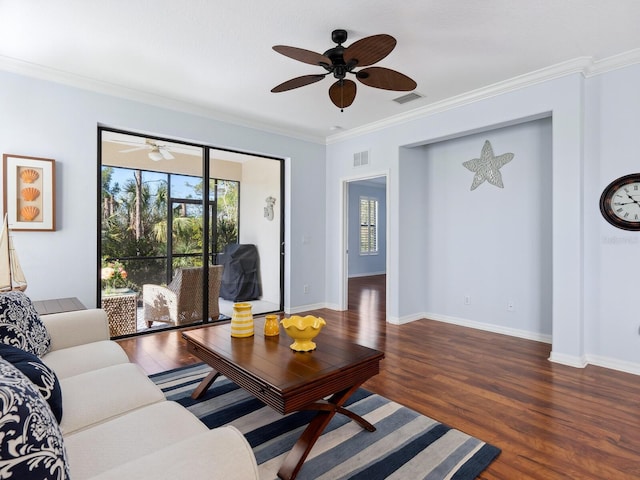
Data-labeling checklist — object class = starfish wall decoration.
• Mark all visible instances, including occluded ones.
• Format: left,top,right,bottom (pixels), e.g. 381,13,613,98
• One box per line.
462,140,514,191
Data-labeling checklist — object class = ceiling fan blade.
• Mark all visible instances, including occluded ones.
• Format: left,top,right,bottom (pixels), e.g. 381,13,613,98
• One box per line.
119,146,148,153
329,79,357,109
344,34,396,67
356,66,417,91
271,74,326,93
273,45,331,66
160,149,175,160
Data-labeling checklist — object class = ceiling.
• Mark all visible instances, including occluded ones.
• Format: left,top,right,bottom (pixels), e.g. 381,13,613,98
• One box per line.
2,1,640,143
101,130,263,177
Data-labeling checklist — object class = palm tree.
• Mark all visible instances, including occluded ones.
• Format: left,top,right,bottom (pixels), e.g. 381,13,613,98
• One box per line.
101,167,238,287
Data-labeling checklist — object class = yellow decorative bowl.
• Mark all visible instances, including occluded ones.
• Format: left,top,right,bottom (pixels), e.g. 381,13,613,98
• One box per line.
280,315,326,352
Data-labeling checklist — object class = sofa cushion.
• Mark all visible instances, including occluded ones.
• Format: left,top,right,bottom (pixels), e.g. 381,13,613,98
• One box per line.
64,401,208,479
0,342,63,423
0,291,51,357
42,340,129,379
59,363,165,435
0,358,70,479
88,427,260,480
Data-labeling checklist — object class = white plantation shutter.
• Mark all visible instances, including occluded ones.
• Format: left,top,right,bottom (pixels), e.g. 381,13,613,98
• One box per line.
359,196,378,255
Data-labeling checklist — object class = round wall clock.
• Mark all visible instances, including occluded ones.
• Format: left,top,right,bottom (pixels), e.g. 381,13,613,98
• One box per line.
599,173,640,231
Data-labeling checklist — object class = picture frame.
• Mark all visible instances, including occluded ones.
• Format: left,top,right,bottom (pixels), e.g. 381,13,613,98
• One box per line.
2,154,56,231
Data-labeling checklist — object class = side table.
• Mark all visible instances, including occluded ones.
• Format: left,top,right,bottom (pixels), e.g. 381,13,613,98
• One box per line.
101,291,137,337
33,297,86,315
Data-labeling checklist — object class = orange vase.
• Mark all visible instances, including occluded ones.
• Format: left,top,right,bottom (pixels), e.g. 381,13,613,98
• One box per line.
263,314,280,336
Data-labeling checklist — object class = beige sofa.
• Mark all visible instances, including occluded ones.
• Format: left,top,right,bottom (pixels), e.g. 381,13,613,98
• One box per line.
40,308,259,480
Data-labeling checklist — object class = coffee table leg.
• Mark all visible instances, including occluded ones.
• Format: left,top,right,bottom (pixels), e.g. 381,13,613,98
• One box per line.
277,382,373,480
191,369,221,400
334,405,376,432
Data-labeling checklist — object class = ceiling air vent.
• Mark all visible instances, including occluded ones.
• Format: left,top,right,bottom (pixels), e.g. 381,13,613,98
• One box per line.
392,92,423,104
353,150,369,167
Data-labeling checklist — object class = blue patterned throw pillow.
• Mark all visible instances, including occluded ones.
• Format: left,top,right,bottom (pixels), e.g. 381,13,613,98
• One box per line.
0,357,70,479
0,343,63,423
0,291,51,357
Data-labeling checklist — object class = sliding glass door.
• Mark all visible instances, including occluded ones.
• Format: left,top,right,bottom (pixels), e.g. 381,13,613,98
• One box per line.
99,128,283,338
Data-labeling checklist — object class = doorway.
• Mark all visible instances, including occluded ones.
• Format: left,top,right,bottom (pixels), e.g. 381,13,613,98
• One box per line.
342,174,388,316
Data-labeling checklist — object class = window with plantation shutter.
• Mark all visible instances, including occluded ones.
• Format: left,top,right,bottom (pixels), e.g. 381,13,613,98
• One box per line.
359,196,378,255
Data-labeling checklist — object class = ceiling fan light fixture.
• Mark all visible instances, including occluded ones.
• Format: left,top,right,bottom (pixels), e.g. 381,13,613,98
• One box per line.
272,29,416,111
148,151,164,161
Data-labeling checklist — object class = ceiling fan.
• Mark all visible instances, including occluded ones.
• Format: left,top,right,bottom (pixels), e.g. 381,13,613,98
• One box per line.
119,139,175,161
271,29,417,111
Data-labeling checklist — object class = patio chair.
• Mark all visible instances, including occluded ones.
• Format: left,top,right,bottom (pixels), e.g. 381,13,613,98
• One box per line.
143,265,223,327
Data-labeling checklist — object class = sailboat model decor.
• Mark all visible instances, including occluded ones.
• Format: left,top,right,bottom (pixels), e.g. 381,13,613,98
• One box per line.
0,213,27,292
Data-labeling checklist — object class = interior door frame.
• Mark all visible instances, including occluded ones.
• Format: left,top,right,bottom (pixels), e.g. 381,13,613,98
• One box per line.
339,169,389,311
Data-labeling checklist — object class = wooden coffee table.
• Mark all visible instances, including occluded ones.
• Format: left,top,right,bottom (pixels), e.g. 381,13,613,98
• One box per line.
182,319,384,480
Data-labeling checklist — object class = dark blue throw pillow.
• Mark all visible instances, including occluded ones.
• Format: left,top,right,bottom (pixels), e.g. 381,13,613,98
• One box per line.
0,291,51,357
0,358,70,479
0,342,63,423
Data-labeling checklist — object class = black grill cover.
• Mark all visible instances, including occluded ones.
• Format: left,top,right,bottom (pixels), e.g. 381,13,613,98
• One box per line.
218,244,261,301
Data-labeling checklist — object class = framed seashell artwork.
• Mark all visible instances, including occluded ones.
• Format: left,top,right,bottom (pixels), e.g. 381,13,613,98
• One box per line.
2,154,56,231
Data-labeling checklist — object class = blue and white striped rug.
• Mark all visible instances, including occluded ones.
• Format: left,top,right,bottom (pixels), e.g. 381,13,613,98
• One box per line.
150,363,500,480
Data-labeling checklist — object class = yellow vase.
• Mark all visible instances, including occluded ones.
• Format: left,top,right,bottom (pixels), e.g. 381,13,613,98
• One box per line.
263,314,280,336
230,302,254,338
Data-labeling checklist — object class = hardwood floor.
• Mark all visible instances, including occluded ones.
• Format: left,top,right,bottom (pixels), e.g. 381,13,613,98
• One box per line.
118,274,640,479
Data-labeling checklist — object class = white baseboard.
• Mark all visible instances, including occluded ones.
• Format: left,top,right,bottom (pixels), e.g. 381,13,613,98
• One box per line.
548,351,588,368
322,302,343,311
548,352,640,375
387,312,424,325
423,312,553,344
585,354,640,375
285,302,328,314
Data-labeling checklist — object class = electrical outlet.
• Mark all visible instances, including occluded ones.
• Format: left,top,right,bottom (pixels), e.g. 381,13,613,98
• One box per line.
507,301,515,311
464,295,471,305
303,284,309,294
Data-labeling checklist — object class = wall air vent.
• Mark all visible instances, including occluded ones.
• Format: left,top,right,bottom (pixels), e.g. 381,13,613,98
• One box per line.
392,92,424,104
353,150,369,167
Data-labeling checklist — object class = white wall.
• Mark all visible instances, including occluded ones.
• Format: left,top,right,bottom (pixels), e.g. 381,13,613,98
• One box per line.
326,73,587,369
4,59,640,375
327,63,640,374
584,64,640,372
239,157,281,305
397,147,428,317
0,70,326,312
418,119,553,339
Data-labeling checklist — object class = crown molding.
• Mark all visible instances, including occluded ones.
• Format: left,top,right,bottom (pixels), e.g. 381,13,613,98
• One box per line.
327,49,640,144
4,47,640,147
0,55,325,145
585,47,640,76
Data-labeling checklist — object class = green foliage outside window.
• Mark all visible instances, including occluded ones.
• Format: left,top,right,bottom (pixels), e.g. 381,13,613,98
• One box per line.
101,167,239,291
